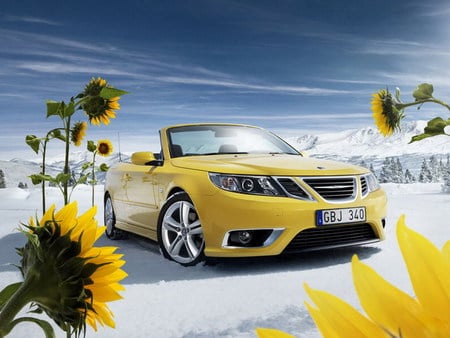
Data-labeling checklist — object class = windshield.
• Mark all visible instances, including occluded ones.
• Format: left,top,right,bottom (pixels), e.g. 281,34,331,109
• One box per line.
167,125,299,158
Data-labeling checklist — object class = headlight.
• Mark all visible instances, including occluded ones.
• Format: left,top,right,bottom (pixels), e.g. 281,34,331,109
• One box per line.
365,173,380,192
209,173,285,196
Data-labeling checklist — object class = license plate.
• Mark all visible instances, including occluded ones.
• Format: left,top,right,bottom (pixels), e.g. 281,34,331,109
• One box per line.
316,207,366,226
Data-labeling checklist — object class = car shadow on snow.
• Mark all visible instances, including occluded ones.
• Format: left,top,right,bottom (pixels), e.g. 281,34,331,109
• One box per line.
96,233,382,285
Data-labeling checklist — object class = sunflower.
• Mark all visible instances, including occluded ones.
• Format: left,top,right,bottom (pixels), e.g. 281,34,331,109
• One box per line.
97,139,113,157
15,202,127,337
71,121,88,146
303,215,450,337
371,89,404,136
82,77,122,126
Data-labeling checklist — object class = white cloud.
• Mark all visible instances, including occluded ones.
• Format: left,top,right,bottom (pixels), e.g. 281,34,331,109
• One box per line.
157,76,351,95
3,15,61,26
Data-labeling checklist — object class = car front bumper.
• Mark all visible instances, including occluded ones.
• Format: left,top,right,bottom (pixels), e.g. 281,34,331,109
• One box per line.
195,188,387,258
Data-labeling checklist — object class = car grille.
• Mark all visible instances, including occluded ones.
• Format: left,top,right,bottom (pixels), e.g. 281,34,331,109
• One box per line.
282,223,378,254
303,177,356,201
276,178,311,200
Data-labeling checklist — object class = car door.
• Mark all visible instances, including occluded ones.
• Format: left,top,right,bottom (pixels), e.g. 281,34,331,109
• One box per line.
122,164,160,238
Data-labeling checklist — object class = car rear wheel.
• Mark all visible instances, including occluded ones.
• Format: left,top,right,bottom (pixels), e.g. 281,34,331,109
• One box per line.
158,192,205,266
104,195,123,240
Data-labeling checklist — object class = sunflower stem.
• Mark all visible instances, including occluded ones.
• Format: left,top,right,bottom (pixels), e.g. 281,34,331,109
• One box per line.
91,151,97,207
398,98,450,111
41,137,49,216
63,115,71,205
0,277,37,337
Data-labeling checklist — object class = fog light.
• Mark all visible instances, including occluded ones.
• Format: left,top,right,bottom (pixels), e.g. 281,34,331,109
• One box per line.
238,231,253,245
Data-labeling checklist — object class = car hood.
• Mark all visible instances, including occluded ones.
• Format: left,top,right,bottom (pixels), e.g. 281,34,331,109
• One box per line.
170,154,367,176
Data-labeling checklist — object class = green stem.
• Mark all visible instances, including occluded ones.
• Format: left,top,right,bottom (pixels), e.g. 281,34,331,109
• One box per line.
0,278,36,337
41,139,48,216
398,98,450,111
91,152,96,208
63,116,71,205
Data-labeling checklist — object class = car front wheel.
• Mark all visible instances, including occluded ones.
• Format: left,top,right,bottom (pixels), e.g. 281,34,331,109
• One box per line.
104,195,123,240
157,192,205,266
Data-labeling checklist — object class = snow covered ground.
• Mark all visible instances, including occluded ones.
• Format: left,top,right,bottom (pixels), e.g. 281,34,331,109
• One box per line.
0,183,449,338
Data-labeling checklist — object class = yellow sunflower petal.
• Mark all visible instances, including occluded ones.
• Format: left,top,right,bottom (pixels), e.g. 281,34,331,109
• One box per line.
304,283,387,337
396,215,450,321
352,254,430,337
97,77,107,87
255,328,296,338
86,284,123,302
92,302,115,328
100,115,111,125
90,265,128,283
443,241,450,263
304,302,340,338
54,202,78,235
105,109,116,118
39,204,56,226
91,117,101,126
86,311,98,331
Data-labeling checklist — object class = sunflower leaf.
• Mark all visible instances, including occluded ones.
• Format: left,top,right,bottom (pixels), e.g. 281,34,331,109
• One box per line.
25,135,41,154
29,174,53,185
46,100,63,118
99,87,128,99
412,83,434,101
87,140,97,152
55,173,71,184
409,117,450,143
7,317,56,338
0,282,22,310
99,163,109,172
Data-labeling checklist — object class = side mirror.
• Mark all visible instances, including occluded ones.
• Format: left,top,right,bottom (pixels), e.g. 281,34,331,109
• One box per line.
131,152,158,165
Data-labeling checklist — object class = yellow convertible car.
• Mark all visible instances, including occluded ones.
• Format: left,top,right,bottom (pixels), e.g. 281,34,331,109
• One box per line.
104,123,387,266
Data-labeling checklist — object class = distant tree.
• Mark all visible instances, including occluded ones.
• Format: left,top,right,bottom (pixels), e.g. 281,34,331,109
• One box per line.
378,158,394,183
393,158,404,183
379,157,404,183
442,154,450,193
0,169,6,188
18,182,28,189
419,159,433,183
404,169,416,183
428,155,441,182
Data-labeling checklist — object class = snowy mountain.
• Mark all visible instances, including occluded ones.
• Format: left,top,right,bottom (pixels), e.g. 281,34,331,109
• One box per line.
286,120,449,175
0,121,448,188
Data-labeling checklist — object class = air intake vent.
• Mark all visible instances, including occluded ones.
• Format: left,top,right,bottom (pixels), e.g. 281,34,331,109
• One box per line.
276,178,311,200
283,223,378,254
303,177,356,201
360,176,368,197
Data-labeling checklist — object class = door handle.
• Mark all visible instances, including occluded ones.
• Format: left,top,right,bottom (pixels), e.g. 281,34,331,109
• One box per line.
121,173,132,182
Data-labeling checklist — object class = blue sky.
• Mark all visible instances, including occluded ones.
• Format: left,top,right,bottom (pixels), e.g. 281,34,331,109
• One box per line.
1,0,450,158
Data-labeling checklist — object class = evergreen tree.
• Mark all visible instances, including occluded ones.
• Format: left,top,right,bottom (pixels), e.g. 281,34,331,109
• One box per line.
0,169,5,188
393,158,404,183
428,155,440,182
419,159,432,183
378,157,394,183
442,154,450,193
404,169,415,183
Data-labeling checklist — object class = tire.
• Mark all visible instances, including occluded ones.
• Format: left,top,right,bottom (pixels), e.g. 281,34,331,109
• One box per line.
157,192,205,266
104,195,123,240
